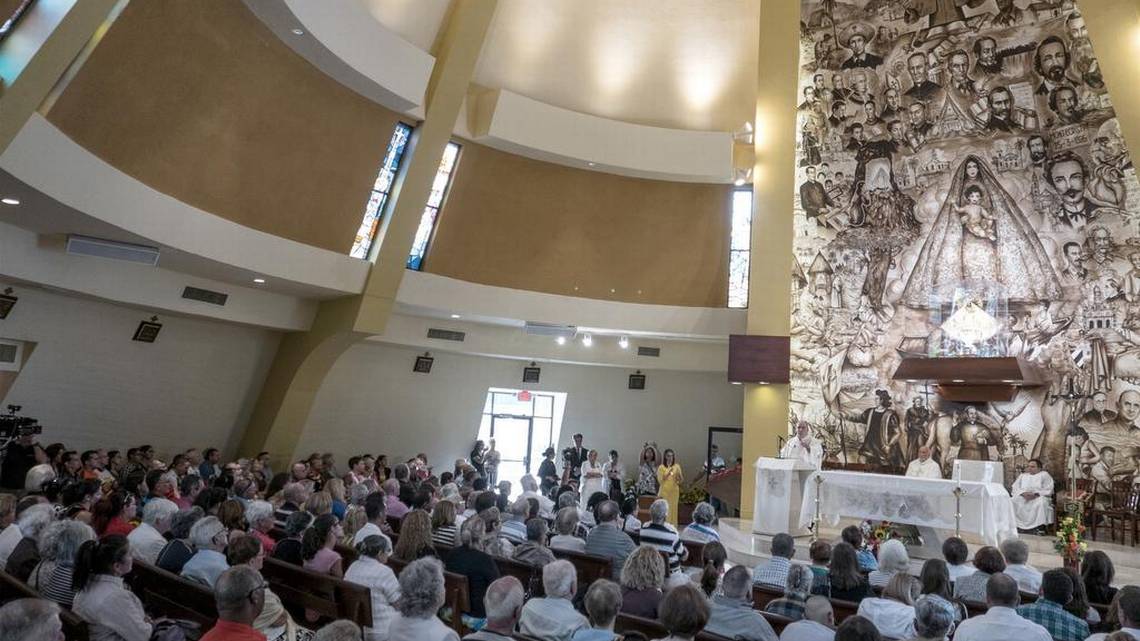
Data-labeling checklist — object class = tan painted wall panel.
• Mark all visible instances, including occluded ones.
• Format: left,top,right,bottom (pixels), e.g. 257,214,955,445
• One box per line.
44,0,403,253
425,142,733,307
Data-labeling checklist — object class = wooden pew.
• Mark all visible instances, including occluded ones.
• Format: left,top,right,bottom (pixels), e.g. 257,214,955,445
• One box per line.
681,539,707,568
831,598,860,622
550,548,612,587
126,561,218,630
386,556,469,635
614,613,736,641
262,558,373,628
493,555,544,598
0,570,90,641
752,583,859,623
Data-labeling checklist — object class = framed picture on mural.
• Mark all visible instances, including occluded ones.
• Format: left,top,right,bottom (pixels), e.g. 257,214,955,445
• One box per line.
793,0,1138,496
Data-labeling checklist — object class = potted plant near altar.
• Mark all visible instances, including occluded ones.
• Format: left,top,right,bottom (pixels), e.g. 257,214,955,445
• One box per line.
677,483,707,526
1055,516,1087,570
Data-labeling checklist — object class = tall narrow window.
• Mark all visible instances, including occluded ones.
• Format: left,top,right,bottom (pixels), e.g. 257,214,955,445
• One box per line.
350,122,413,260
727,188,753,308
407,141,461,271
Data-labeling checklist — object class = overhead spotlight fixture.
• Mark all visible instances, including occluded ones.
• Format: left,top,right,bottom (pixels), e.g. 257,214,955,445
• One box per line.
587,162,596,167
556,336,566,345
731,381,742,385
1,198,19,206
734,177,745,186
253,278,266,284
618,336,629,349
581,333,593,347
291,28,305,35
450,313,461,319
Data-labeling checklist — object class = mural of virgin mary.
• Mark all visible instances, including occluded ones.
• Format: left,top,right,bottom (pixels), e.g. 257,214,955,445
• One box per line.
901,155,1062,308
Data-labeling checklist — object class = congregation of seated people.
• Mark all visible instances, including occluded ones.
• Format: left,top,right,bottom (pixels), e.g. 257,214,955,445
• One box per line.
0,438,1137,641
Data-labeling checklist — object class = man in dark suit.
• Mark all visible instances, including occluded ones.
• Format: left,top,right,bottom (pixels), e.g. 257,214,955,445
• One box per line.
800,166,834,221
904,52,942,102
985,86,1020,133
566,433,586,487
840,22,883,69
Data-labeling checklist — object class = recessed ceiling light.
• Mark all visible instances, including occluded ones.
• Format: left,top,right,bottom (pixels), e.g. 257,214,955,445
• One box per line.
734,178,746,186
581,333,593,347
1,198,20,206
291,28,305,35
731,381,742,385
253,278,266,284
556,336,566,345
450,314,461,319
587,162,596,167
618,336,629,349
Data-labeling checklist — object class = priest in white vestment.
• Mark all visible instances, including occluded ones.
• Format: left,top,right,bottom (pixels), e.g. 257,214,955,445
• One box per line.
905,446,943,478
1011,459,1054,531
781,421,824,468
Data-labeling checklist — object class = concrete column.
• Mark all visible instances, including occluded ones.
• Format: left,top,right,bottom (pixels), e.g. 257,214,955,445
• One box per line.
238,0,498,463
739,0,801,520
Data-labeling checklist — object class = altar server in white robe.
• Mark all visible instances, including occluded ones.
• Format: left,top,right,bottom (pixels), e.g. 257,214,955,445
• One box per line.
905,446,943,479
781,421,824,468
1011,458,1054,531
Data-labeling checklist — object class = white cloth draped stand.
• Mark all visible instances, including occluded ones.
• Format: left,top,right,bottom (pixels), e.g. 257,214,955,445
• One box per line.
797,470,1019,546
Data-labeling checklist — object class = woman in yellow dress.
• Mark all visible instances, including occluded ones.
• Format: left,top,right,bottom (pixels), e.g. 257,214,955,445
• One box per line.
656,448,683,526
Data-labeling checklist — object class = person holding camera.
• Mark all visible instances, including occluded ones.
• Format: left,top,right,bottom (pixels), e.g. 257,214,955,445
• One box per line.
1,409,46,491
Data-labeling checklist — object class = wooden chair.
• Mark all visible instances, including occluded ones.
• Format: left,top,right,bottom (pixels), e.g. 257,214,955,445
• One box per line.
751,583,784,610
262,558,373,628
386,556,469,635
0,570,90,641
1100,481,1139,544
126,561,218,629
1071,479,1101,539
550,548,613,587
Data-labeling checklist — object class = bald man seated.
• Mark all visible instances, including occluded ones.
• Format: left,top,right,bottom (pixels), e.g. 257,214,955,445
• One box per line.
905,446,942,479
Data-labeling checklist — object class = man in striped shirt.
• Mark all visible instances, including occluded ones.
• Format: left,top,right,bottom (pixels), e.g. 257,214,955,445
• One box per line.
638,498,688,585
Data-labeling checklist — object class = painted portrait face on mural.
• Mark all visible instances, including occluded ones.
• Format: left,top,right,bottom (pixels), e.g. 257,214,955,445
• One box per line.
793,0,1138,488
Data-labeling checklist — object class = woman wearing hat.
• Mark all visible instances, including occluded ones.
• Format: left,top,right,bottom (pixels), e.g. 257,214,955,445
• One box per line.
538,447,559,498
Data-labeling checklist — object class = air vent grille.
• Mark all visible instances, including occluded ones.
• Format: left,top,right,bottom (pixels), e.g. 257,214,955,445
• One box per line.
66,235,160,266
637,346,661,357
181,286,229,306
0,343,16,363
524,322,577,338
427,328,466,342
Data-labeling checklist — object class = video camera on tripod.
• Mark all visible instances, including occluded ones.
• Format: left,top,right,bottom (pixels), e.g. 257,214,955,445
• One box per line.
0,405,41,440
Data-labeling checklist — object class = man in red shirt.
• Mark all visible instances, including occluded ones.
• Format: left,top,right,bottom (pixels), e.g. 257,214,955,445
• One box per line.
201,566,266,641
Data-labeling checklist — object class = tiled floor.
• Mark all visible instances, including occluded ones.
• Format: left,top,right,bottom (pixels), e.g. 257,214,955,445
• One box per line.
717,517,1140,585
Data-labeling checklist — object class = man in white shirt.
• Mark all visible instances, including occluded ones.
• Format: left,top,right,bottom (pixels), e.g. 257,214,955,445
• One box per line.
129,498,178,564
780,595,835,641
353,492,389,545
781,421,824,468
941,536,974,582
905,446,942,479
1087,585,1140,641
519,475,555,518
953,573,1052,641
998,538,1041,594
1011,458,1054,532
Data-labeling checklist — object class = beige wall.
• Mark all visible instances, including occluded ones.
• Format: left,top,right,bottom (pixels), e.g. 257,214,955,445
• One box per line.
44,0,403,253
425,141,733,307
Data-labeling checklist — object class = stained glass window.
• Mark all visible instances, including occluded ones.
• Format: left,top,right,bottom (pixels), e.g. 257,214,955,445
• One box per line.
728,188,753,308
407,141,461,270
350,122,413,260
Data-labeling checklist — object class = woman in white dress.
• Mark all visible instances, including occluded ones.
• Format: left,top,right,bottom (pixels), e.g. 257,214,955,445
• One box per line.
602,450,624,501
579,449,605,510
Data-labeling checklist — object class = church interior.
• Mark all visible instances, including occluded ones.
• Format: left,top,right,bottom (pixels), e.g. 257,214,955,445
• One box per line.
2,0,1140,639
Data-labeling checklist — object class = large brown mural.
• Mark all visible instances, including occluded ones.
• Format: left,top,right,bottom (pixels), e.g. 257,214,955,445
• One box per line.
792,0,1138,494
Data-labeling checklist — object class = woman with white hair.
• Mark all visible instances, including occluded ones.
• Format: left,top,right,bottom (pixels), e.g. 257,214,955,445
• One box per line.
129,497,178,564
386,557,459,641
29,519,95,607
246,499,278,555
345,534,400,641
869,539,910,589
4,503,55,582
856,573,920,639
681,501,719,543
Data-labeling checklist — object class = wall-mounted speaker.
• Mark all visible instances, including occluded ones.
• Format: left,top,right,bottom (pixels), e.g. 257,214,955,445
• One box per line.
629,371,646,390
414,352,434,373
523,362,541,383
133,316,163,343
0,288,16,320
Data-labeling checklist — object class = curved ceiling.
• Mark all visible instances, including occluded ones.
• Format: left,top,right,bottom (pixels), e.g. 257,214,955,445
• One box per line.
366,0,759,133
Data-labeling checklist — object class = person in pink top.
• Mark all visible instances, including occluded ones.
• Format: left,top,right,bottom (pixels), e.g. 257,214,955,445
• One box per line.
302,513,343,577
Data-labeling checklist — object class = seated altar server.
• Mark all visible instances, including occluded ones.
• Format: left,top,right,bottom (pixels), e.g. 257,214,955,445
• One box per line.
781,422,824,469
1011,459,1053,532
905,446,942,479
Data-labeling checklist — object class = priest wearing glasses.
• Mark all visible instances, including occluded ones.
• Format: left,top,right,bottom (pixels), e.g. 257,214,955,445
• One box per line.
781,421,824,469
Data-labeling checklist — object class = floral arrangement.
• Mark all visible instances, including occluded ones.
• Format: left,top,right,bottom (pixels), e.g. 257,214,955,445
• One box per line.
860,519,894,554
678,483,708,505
1054,515,1088,566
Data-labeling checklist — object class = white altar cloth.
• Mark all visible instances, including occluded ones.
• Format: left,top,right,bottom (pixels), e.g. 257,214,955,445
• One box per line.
797,470,1018,546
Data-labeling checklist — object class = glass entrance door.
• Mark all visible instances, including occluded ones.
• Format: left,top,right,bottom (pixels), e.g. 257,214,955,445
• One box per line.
491,415,533,491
